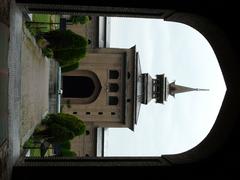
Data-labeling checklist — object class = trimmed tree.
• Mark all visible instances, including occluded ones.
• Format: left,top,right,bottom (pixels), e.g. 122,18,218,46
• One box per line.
41,30,88,67
61,61,80,73
70,16,91,25
34,113,86,144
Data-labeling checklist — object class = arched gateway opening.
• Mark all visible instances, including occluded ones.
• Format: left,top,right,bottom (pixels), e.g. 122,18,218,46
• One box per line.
62,70,102,104
14,1,240,178
63,76,95,98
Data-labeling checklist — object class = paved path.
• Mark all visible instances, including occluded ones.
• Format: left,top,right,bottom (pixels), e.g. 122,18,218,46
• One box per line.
6,1,50,179
7,1,23,179
20,26,50,146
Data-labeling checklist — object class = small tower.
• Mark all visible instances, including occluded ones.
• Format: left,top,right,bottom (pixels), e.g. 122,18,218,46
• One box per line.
141,73,208,104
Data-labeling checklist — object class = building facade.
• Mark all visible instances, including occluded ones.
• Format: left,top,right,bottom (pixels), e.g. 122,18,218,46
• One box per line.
62,17,140,156
62,16,206,157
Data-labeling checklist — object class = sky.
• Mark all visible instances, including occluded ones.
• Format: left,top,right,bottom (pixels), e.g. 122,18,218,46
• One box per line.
103,17,226,156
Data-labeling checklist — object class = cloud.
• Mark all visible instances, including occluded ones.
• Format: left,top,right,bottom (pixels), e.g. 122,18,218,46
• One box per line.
105,17,226,157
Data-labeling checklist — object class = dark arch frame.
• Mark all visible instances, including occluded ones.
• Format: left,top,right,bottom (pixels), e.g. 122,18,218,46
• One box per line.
14,0,240,178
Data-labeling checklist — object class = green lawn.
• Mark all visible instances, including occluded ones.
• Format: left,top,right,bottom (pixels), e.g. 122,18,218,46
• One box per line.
30,148,54,157
30,149,41,157
32,14,51,32
27,14,60,35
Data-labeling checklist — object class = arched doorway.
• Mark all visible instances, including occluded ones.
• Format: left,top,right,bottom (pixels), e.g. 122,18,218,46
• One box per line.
62,76,95,98
62,70,102,104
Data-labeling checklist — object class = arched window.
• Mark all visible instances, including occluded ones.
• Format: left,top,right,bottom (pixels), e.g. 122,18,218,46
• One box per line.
128,72,131,79
108,96,118,105
86,130,90,135
109,70,119,79
109,83,119,92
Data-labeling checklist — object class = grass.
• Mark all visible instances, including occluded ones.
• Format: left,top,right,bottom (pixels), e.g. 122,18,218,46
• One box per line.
30,148,54,157
30,149,41,157
27,14,60,35
32,14,51,32
24,136,54,157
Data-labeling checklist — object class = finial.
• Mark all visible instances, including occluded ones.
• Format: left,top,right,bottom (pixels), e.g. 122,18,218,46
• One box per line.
196,88,210,91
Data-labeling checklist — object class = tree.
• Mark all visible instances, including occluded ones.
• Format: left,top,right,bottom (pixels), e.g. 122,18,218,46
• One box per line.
61,61,80,72
70,16,92,25
40,30,88,66
33,113,86,144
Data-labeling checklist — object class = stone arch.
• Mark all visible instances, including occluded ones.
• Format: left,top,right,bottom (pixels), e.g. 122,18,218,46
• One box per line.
62,70,102,104
15,1,240,175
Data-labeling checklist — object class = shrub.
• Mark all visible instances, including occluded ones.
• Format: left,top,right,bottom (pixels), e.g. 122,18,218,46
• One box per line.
41,30,87,65
70,16,91,25
54,48,86,65
60,148,77,157
61,61,80,73
42,48,54,58
43,30,88,50
42,113,86,136
36,37,49,49
60,141,71,149
48,123,74,143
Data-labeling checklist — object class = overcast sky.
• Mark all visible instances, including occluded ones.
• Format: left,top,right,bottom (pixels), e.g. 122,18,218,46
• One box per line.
103,17,226,156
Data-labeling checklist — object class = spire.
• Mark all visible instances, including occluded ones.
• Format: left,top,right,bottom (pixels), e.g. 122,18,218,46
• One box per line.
169,81,209,97
140,73,209,105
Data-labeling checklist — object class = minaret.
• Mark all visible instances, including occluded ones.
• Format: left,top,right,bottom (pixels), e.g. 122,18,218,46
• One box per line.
141,73,208,104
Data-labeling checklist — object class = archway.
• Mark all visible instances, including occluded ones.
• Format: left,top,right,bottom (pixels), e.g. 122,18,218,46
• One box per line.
62,76,95,98
14,1,240,178
62,70,102,104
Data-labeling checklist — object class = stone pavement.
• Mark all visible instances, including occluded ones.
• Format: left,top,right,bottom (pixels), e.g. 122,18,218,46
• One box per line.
20,25,50,147
0,1,54,179
7,1,23,179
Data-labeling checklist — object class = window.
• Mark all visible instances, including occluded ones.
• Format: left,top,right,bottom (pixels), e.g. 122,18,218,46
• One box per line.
73,112,77,114
128,72,131,79
111,112,116,115
109,70,119,79
86,112,91,115
127,98,131,103
109,83,119,92
86,130,90,135
109,96,118,105
98,112,103,115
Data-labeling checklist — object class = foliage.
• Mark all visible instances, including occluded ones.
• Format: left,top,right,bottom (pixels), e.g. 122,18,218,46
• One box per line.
60,148,77,157
47,123,75,143
42,30,88,66
42,113,86,137
33,113,85,144
43,30,88,50
60,141,71,149
61,62,80,73
70,16,91,25
37,37,49,48
54,48,86,65
42,48,54,58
